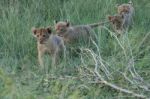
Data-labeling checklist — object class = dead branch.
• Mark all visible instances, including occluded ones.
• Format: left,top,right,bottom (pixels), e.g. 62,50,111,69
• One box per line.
84,48,147,99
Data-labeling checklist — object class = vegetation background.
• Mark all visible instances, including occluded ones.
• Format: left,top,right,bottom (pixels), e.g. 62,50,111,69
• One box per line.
0,0,150,98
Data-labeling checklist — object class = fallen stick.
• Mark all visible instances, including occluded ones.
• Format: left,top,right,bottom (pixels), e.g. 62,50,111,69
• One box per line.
84,48,147,99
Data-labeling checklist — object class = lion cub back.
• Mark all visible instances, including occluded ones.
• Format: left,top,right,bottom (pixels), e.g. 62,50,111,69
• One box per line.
64,25,95,46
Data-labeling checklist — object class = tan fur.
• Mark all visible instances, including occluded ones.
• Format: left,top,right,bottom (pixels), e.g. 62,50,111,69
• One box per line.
32,27,65,68
117,2,134,15
108,2,134,34
54,21,107,46
108,14,124,34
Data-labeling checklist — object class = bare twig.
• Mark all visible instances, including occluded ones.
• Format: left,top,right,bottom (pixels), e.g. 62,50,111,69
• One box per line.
84,48,147,99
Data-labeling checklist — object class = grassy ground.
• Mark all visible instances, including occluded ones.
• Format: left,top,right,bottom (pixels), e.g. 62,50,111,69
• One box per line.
0,0,150,98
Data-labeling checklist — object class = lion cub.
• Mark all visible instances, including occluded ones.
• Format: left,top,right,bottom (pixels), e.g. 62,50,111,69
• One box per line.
32,26,65,67
54,20,107,46
108,14,124,34
108,1,134,34
117,1,134,16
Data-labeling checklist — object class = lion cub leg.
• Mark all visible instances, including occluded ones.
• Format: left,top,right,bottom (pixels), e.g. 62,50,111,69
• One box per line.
38,46,45,69
51,48,59,68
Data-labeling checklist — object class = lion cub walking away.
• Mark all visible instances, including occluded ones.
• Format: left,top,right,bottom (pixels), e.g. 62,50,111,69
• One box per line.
108,1,134,35
54,20,107,47
32,26,65,68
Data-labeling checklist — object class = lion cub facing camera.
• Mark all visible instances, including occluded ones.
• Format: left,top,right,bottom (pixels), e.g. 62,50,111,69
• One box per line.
32,26,66,68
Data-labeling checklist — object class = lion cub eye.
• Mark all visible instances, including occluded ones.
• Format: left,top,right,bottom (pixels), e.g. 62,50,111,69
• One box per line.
37,35,39,37
43,35,46,37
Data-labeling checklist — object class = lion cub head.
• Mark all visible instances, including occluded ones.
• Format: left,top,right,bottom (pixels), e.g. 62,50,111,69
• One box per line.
108,15,124,34
54,20,70,36
117,3,133,15
118,5,130,15
32,27,52,44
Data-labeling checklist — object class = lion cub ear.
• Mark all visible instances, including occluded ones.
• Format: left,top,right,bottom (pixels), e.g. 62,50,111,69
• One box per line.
108,16,113,21
31,27,37,36
46,26,52,34
128,1,133,5
66,22,70,27
54,20,58,24
65,20,70,27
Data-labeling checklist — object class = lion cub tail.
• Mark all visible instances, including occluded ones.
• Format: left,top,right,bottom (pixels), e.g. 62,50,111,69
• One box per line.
88,21,110,28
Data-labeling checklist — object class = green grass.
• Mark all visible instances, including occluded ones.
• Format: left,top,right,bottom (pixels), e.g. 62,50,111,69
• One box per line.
0,0,150,98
